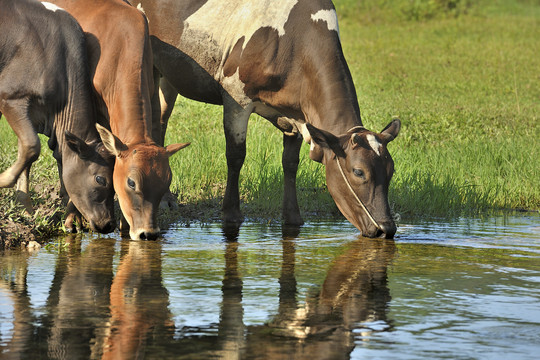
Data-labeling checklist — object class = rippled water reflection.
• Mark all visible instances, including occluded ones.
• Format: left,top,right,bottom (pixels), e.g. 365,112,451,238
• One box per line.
1,213,539,359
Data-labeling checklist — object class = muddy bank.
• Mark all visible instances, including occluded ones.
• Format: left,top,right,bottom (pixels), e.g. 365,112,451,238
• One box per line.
0,184,224,249
0,183,65,249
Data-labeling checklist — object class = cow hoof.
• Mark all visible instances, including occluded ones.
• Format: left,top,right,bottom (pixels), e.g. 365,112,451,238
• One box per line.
64,216,76,233
64,223,77,234
15,190,34,215
283,215,304,227
223,211,244,225
282,224,302,239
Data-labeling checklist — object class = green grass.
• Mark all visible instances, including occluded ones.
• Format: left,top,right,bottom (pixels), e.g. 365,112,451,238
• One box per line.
0,127,64,245
332,0,540,216
164,101,335,221
164,0,539,219
1,0,539,236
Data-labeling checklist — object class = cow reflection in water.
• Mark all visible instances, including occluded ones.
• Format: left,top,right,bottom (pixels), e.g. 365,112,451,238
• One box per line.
1,230,394,359
45,237,173,359
45,236,116,359
0,236,173,359
0,249,34,356
259,237,395,359
193,226,396,359
102,240,173,359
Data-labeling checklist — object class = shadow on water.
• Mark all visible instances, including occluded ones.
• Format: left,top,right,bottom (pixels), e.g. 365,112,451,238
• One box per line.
0,224,396,359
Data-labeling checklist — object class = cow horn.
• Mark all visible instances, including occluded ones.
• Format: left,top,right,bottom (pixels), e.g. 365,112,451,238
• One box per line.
347,125,365,134
351,133,362,146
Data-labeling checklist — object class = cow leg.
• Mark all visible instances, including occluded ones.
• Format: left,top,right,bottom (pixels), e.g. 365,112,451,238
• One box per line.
55,161,84,232
15,166,34,215
64,201,84,233
282,133,304,225
158,76,178,146
119,213,130,238
0,101,41,189
222,98,251,224
150,69,178,146
155,75,180,210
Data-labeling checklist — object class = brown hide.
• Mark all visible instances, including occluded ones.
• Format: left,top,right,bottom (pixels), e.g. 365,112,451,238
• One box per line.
46,0,189,240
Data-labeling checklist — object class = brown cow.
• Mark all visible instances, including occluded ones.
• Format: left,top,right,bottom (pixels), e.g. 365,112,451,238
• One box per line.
0,0,115,233
132,0,401,238
44,0,190,240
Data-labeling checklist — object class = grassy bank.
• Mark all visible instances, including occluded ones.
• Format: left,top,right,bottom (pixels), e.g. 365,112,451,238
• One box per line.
165,0,540,218
1,0,539,245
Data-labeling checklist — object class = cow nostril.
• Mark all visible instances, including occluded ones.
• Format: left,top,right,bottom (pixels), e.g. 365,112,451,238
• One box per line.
93,220,115,234
138,231,159,241
379,222,397,239
102,221,116,234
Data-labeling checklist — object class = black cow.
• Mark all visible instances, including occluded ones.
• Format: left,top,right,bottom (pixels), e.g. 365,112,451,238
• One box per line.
0,0,115,233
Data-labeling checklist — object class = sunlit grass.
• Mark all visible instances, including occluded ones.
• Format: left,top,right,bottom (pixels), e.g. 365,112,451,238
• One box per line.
1,0,538,233
165,0,539,219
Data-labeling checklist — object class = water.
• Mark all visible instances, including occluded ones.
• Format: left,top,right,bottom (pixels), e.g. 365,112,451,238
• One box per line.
1,213,539,359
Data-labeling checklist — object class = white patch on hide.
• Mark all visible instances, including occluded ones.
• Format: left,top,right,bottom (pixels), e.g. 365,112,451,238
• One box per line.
136,3,146,16
186,0,298,52
300,123,312,144
366,134,381,156
221,68,251,108
42,2,63,12
311,9,339,36
300,123,317,155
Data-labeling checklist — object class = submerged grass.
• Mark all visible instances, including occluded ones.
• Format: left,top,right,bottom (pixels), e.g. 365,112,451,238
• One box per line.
1,0,538,243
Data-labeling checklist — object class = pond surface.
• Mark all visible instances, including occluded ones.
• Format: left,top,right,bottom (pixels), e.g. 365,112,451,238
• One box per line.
1,213,539,359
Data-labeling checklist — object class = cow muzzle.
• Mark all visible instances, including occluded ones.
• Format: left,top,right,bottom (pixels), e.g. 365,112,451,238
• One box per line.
378,221,397,239
130,228,160,240
361,220,396,239
91,219,116,234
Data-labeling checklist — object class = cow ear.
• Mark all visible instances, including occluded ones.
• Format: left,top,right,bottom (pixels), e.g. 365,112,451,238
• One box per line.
306,123,345,159
165,142,190,158
380,118,401,143
65,131,94,160
96,124,127,156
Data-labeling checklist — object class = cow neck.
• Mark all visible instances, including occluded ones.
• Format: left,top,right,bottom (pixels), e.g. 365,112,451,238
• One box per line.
108,102,154,147
52,0,155,147
101,38,154,147
302,86,362,136
300,47,363,135
52,57,97,162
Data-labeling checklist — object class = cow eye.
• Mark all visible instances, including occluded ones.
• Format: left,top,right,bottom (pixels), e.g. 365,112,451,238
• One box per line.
95,176,107,186
353,168,365,178
127,178,136,190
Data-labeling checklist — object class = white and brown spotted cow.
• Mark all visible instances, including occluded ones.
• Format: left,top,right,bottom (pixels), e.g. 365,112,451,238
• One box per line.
133,0,401,238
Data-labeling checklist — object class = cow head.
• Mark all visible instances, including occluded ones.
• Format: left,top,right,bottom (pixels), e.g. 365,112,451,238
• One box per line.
63,131,116,233
306,119,401,238
96,124,189,240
